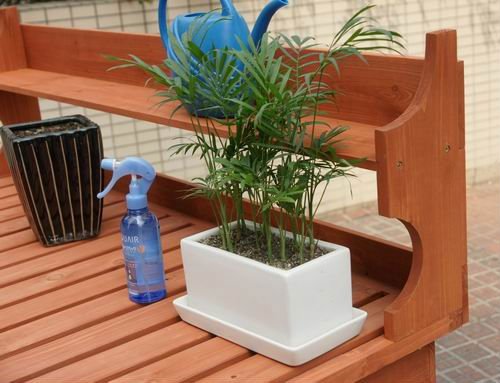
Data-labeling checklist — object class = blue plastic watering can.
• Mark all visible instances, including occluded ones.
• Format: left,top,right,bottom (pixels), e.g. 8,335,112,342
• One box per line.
158,0,288,60
158,0,288,116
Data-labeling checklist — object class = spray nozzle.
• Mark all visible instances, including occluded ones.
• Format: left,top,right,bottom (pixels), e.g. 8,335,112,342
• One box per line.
97,157,156,210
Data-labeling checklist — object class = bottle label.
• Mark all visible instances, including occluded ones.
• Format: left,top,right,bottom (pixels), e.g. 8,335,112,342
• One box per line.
122,234,165,295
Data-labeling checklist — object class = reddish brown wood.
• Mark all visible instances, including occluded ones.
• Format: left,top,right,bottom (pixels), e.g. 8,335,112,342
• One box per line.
324,54,424,127
0,9,39,139
0,193,123,269
20,24,424,127
360,343,435,383
198,295,394,383
0,7,41,211
0,68,377,169
110,337,253,383
21,24,165,87
0,8,41,177
0,204,25,222
0,175,397,381
375,30,467,341
0,175,14,187
35,322,212,382
287,316,451,383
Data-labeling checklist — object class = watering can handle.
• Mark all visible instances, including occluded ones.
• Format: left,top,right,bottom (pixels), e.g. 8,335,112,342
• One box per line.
158,0,238,54
158,0,169,53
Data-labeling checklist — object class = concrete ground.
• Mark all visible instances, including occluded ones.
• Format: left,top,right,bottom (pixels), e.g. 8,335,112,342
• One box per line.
321,179,500,383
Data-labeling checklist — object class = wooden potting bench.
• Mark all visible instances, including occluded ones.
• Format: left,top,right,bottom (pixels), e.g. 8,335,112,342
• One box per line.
0,6,467,382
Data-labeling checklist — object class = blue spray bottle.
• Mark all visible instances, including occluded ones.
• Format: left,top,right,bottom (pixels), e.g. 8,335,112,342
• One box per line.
97,157,167,304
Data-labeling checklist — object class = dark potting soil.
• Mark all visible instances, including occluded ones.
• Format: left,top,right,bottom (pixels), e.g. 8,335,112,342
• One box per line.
14,122,85,138
200,228,330,270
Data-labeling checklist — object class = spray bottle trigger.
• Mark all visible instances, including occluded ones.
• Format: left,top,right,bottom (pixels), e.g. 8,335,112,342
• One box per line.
97,162,120,199
97,157,156,202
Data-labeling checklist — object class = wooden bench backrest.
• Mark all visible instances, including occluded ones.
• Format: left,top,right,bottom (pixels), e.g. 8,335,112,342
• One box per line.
21,24,424,127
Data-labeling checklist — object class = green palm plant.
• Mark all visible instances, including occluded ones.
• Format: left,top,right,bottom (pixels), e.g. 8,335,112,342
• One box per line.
109,5,404,268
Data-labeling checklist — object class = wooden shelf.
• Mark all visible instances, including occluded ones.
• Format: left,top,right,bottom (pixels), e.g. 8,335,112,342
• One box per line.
0,68,378,170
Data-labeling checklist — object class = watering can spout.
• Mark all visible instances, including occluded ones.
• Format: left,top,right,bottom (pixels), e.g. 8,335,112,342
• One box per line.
251,0,288,46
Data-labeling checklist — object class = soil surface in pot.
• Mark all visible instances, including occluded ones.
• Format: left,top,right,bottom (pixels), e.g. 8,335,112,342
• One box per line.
200,229,329,270
14,122,85,138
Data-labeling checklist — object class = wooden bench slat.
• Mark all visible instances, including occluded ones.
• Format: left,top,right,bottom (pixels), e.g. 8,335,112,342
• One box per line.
0,176,14,188
0,204,25,222
33,322,212,382
0,215,29,236
0,228,37,251
0,294,183,382
110,337,253,383
0,193,20,209
0,263,185,333
0,249,182,358
288,317,451,382
0,200,127,270
0,190,122,223
0,68,378,170
0,191,124,250
0,224,205,330
0,198,123,238
0,212,177,287
0,184,17,197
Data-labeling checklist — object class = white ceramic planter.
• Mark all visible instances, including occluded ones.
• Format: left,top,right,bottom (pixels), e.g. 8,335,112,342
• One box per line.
174,221,367,365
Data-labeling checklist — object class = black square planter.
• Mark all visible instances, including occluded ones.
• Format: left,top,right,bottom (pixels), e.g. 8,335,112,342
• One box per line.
1,115,104,246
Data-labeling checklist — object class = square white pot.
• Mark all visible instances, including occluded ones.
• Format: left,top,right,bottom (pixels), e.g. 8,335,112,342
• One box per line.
174,222,366,365
175,221,366,365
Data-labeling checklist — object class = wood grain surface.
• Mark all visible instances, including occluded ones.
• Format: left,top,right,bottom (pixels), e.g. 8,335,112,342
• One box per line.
0,174,397,382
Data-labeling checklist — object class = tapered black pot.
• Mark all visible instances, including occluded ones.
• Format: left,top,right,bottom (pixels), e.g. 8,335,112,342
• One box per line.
1,115,104,246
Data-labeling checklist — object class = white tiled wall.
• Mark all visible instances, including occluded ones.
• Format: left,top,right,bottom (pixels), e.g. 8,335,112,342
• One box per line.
17,0,500,212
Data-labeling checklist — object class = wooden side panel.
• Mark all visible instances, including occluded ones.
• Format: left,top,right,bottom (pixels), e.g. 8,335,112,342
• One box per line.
376,30,468,341
0,7,27,70
359,343,435,383
0,8,41,125
0,7,41,176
